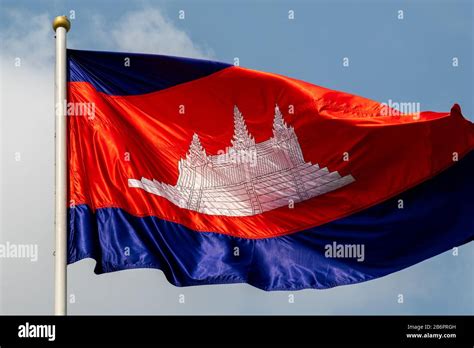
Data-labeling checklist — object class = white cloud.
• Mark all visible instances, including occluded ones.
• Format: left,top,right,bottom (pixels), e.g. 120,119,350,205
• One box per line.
88,8,213,58
0,8,55,312
0,7,213,314
0,11,53,69
0,7,212,70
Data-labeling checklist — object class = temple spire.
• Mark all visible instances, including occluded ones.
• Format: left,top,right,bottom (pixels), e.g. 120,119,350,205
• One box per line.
273,105,288,130
185,133,208,166
231,105,255,150
273,105,293,139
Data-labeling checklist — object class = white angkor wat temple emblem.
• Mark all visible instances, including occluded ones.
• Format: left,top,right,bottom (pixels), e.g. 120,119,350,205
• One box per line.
128,106,355,217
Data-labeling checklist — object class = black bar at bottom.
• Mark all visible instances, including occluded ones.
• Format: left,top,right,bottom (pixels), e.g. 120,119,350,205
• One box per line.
0,315,472,346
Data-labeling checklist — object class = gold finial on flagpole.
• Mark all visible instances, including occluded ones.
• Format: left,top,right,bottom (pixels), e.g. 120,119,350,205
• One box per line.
52,16,71,32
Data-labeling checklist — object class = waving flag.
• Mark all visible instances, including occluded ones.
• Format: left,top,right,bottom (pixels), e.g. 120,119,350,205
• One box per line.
67,49,474,290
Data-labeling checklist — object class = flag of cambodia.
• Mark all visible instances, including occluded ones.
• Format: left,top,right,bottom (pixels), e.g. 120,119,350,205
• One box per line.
67,49,474,290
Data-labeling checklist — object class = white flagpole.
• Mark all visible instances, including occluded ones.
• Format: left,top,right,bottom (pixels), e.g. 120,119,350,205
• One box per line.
52,15,70,316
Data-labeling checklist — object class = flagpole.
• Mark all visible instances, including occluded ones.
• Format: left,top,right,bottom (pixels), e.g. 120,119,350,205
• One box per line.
52,15,70,316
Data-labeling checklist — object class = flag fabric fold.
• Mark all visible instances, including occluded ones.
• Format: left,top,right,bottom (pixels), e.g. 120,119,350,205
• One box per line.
67,49,474,290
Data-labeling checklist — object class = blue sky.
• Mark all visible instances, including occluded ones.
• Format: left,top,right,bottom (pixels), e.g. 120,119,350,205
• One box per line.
1,0,473,117
0,0,472,314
